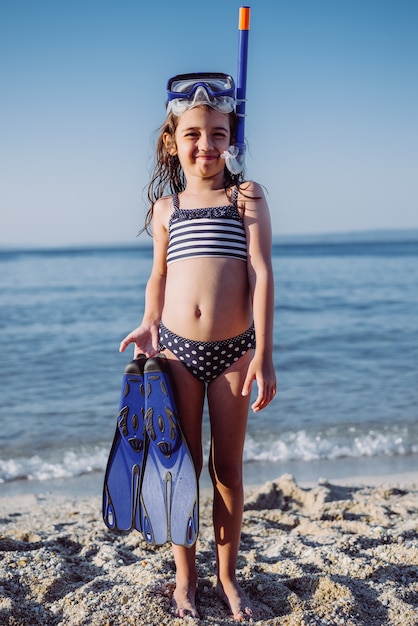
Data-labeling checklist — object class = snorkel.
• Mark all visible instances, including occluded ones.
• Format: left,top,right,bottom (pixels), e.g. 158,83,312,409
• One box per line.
221,6,251,175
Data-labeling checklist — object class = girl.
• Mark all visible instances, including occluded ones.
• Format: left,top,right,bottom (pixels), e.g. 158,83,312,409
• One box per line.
120,73,276,621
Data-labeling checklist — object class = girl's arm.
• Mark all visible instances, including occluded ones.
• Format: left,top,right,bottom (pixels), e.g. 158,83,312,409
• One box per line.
240,182,277,412
119,198,170,357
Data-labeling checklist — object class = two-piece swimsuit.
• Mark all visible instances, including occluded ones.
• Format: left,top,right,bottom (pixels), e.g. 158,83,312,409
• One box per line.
159,187,256,383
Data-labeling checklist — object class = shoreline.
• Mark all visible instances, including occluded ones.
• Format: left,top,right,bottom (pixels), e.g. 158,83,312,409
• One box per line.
1,472,417,625
1,452,417,499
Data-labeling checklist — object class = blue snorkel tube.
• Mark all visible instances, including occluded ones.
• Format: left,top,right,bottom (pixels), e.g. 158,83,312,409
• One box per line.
222,6,251,175
236,6,250,163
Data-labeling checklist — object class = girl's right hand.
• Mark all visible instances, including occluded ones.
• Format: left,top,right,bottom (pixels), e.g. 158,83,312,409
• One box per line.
119,324,160,358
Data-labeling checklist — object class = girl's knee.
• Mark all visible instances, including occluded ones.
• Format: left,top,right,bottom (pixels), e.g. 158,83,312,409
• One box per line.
210,460,243,490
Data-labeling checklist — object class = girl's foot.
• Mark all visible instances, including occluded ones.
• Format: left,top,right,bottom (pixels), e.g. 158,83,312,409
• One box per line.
172,583,200,619
216,580,256,621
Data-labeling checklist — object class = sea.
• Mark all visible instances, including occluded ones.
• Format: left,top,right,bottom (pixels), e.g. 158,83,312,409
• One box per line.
1,231,417,497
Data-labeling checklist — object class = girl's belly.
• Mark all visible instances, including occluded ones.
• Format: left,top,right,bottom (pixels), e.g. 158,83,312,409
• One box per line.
162,257,252,341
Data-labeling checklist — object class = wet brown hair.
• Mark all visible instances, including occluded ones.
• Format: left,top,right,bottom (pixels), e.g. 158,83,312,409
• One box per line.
142,107,245,235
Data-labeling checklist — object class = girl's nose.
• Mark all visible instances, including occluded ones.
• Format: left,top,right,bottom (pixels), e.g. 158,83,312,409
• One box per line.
198,134,212,151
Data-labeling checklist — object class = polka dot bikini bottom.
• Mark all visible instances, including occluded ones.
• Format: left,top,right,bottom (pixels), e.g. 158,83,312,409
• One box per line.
159,322,256,383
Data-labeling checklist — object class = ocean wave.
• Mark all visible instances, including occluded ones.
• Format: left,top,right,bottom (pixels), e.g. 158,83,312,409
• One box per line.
243,427,418,464
0,449,108,484
1,428,417,485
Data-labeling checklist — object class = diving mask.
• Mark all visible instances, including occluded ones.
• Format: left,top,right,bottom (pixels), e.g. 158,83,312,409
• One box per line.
166,72,236,116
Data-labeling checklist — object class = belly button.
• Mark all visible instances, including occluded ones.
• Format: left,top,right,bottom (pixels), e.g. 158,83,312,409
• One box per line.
195,307,202,318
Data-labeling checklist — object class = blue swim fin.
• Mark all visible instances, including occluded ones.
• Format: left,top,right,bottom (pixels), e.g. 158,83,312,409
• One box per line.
140,354,199,546
103,355,147,532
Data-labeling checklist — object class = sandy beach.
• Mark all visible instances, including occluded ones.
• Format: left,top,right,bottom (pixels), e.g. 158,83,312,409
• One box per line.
1,473,417,626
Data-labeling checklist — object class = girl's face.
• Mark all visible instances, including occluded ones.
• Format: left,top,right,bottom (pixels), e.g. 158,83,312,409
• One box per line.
167,106,232,181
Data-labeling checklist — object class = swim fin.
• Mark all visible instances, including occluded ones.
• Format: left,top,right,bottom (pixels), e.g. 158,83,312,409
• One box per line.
140,354,199,546
102,354,147,532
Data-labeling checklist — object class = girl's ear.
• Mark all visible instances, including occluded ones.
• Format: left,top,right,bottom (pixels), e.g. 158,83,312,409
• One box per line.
163,132,177,156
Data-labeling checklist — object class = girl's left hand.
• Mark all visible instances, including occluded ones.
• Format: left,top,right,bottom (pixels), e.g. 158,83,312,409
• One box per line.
241,357,276,412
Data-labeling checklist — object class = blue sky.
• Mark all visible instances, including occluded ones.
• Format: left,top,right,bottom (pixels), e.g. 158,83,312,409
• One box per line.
1,0,417,247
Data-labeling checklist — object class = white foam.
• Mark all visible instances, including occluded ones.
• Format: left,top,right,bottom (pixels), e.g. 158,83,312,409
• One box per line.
243,428,418,464
0,448,108,483
1,428,417,485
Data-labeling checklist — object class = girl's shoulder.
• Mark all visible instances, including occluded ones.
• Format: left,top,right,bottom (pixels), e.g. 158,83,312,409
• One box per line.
237,180,265,199
153,194,176,215
152,195,176,231
154,194,174,208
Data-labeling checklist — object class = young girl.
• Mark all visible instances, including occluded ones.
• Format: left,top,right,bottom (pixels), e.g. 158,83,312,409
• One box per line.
119,73,276,621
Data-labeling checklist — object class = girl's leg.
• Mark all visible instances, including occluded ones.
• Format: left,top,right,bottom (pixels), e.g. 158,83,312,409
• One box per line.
162,354,205,618
206,350,255,621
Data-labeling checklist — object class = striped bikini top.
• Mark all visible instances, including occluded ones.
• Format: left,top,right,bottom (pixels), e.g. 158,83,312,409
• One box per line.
166,187,247,265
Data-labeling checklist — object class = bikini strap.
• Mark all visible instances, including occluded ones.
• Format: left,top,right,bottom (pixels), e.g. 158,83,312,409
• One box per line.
172,193,179,211
231,185,239,207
